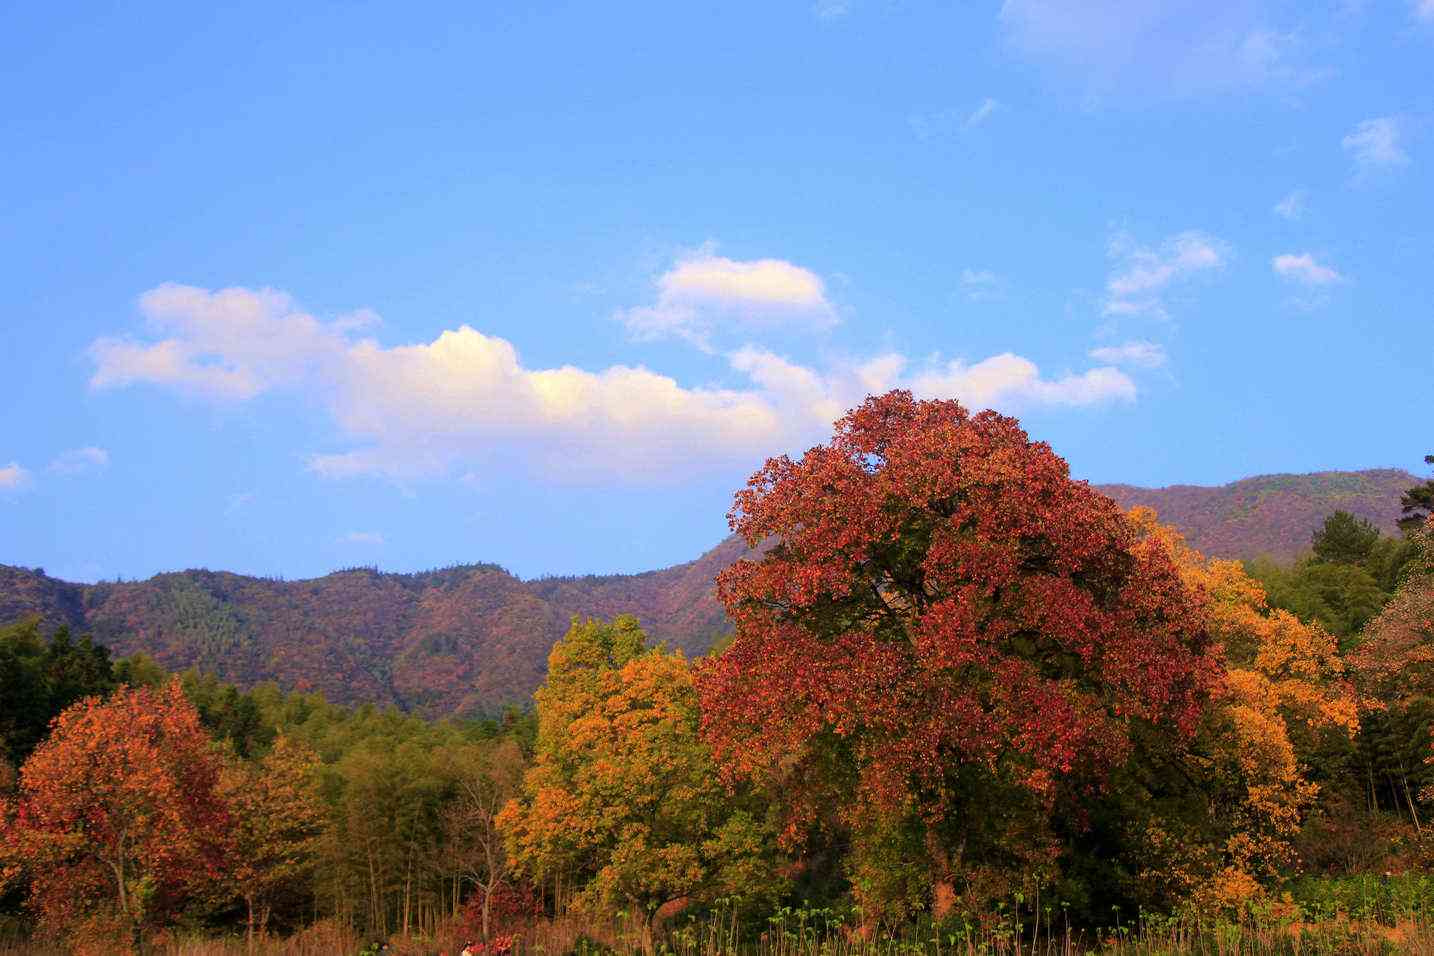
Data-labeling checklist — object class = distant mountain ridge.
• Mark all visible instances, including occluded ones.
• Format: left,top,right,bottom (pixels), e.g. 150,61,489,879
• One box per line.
1098,468,1414,562
0,469,1415,715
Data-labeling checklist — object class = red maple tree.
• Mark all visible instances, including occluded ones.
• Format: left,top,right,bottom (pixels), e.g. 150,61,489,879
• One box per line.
696,391,1218,910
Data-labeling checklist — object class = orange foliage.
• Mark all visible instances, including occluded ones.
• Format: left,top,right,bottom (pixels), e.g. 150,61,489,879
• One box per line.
0,680,228,947
1129,507,1357,909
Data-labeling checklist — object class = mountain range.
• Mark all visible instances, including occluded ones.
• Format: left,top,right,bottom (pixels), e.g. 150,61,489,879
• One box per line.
0,468,1416,715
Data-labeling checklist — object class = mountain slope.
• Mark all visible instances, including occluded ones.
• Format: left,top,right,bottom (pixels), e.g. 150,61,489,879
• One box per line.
1098,469,1414,563
0,469,1415,715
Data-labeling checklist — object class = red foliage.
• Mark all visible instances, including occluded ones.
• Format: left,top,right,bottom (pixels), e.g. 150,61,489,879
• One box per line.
458,881,541,939
697,391,1218,830
0,681,229,939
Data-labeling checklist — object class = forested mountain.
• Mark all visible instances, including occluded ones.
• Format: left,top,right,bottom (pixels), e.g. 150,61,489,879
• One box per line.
0,537,743,716
1099,468,1414,562
0,469,1413,716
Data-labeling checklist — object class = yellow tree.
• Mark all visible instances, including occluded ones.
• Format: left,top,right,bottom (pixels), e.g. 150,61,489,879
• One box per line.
497,616,784,955
218,736,326,954
1129,508,1358,907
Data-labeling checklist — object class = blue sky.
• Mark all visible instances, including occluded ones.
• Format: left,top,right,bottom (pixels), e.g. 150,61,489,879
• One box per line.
2,1,1431,583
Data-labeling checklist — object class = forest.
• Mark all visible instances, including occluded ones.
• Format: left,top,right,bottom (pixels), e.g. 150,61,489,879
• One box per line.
3,393,1434,956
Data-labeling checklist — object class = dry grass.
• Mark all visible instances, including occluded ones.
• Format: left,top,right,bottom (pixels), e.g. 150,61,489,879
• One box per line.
6,912,1434,956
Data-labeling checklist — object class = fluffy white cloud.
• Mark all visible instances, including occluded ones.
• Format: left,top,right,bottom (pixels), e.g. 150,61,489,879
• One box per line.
1088,340,1168,368
731,347,1135,426
90,284,349,399
1104,230,1227,319
92,284,1137,484
1272,253,1343,285
1343,117,1409,175
49,446,109,475
1416,0,1434,22
1273,190,1306,221
813,0,851,19
910,354,1135,407
0,462,32,492
616,250,835,350
339,531,385,545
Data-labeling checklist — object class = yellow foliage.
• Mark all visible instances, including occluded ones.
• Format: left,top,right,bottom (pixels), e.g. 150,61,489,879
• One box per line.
1128,507,1358,910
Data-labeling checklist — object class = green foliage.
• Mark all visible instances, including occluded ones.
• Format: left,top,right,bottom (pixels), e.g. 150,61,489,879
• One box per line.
1311,511,1380,565
1251,560,1387,645
0,617,116,767
1399,455,1434,533
1247,510,1416,646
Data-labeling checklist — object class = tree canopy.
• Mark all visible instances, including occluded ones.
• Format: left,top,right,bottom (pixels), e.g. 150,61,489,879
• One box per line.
697,390,1218,923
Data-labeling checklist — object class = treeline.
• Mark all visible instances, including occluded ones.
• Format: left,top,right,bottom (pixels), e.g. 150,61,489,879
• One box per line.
2,393,1433,956
0,622,537,952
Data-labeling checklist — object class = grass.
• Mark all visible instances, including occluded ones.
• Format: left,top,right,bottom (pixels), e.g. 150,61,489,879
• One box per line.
9,879,1434,956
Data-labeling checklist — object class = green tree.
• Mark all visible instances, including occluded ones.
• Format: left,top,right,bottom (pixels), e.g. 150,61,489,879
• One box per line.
0,618,116,767
437,737,526,940
1312,511,1380,565
498,617,784,955
218,736,325,954
1400,455,1434,534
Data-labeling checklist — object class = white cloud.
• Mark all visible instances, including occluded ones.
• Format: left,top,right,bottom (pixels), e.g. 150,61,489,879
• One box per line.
92,284,1138,485
49,446,109,475
1088,340,1168,368
1104,230,1228,319
813,0,851,18
1342,117,1409,175
999,0,1325,101
730,346,1136,425
909,354,1135,407
1415,0,1434,22
615,250,836,350
959,269,1004,302
0,462,32,492
1273,190,1306,221
964,98,1000,129
339,531,385,545
1272,252,1344,285
90,284,349,399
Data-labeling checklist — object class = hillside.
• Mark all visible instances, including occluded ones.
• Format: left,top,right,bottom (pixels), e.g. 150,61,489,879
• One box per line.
0,539,742,717
1098,468,1414,562
0,469,1415,715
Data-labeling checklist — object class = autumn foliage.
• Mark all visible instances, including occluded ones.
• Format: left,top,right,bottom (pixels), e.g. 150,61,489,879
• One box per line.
1,394,1431,952
696,391,1219,920
0,680,229,947
1126,508,1358,908
499,616,784,952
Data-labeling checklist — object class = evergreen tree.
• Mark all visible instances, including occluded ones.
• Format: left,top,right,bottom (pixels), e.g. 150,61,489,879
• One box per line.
1312,511,1380,565
1400,454,1434,533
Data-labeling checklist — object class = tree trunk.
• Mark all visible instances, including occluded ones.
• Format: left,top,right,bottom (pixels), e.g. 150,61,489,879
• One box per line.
636,910,655,956
926,827,958,922
246,893,256,956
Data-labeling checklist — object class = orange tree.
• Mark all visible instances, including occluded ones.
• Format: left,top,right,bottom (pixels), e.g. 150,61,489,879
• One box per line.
1123,509,1358,910
0,680,228,950
498,616,784,954
695,391,1219,925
